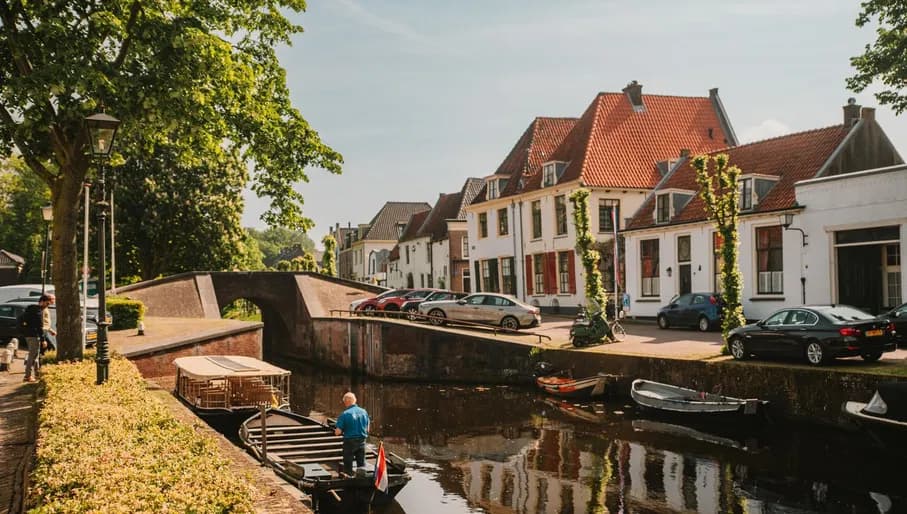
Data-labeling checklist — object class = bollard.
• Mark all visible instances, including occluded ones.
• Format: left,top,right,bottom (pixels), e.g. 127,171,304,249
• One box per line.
137,321,145,336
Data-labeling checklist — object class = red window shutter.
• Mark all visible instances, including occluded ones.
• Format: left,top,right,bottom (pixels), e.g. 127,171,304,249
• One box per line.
567,250,576,294
525,255,533,295
545,252,558,294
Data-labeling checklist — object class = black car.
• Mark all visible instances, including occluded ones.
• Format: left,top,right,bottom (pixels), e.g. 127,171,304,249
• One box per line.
727,305,897,366
401,290,468,320
879,302,907,347
0,301,105,349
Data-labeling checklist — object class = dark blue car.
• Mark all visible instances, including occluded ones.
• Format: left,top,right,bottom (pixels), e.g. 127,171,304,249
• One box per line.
656,293,723,332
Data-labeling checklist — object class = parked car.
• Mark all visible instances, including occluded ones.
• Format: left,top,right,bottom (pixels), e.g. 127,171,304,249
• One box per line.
418,293,541,330
349,288,411,312
656,292,723,331
402,290,468,320
727,305,897,366
359,288,438,315
879,302,906,347
0,301,107,349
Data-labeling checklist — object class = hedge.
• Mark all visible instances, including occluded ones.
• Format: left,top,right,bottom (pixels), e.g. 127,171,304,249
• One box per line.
29,356,255,513
106,297,146,330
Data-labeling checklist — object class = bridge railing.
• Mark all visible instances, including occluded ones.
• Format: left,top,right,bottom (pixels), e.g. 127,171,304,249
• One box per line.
328,309,553,345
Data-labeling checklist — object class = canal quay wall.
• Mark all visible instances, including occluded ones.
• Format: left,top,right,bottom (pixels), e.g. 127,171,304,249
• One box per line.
281,317,905,428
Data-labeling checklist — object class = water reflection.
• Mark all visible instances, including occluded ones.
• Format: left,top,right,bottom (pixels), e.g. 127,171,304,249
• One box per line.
275,360,903,514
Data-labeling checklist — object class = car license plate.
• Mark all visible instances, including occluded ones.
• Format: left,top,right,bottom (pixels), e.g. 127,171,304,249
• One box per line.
866,329,883,337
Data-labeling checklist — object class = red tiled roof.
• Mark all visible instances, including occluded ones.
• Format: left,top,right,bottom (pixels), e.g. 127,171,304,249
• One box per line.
398,210,431,243
418,192,463,241
523,93,731,193
473,117,578,204
626,125,851,230
388,245,400,262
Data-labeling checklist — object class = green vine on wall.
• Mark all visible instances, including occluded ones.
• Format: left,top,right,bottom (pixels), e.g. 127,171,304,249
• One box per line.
321,234,337,276
692,154,747,347
569,188,606,309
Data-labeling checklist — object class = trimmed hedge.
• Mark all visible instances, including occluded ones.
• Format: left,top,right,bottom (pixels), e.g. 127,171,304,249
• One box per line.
106,297,146,330
29,356,255,513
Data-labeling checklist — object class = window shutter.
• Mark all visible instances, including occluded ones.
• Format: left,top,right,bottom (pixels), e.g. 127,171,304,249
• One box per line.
474,261,481,292
545,252,558,294
525,255,533,295
567,250,577,294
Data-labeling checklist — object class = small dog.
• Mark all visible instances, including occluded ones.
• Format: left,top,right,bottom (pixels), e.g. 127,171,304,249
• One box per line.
0,338,17,372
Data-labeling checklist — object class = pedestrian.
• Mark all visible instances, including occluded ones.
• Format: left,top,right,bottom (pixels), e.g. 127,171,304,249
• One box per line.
333,391,369,476
21,295,51,382
40,293,56,355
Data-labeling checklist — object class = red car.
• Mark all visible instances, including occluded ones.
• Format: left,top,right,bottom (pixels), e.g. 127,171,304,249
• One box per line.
356,289,437,315
350,289,411,312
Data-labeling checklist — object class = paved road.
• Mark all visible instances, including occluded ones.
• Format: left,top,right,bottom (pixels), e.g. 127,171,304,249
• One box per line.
0,354,37,514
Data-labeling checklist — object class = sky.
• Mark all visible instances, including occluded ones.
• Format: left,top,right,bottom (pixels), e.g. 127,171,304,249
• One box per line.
240,0,906,245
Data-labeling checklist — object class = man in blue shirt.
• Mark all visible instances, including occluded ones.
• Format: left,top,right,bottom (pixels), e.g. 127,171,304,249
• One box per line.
334,392,370,475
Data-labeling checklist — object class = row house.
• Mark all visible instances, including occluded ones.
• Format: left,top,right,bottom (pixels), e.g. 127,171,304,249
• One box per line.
331,224,358,280
465,81,737,312
387,178,484,291
623,102,904,320
334,201,431,283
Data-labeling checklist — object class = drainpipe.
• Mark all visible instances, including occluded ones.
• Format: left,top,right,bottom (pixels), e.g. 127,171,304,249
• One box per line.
516,200,526,301
428,238,433,288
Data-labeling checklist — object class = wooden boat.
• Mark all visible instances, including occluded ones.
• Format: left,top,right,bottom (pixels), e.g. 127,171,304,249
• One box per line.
842,382,907,447
240,408,411,509
174,355,290,415
536,373,616,399
630,379,766,416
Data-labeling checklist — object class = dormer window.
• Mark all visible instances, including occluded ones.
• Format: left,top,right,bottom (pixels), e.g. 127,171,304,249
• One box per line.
486,177,509,200
542,161,567,187
655,190,694,224
738,175,779,211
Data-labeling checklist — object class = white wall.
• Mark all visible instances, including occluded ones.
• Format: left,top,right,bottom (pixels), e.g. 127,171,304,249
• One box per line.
431,239,450,289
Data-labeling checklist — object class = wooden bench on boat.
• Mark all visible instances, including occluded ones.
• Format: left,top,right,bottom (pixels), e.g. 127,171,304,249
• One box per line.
173,356,291,414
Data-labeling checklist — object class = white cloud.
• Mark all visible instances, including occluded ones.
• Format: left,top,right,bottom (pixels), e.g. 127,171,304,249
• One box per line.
739,119,791,143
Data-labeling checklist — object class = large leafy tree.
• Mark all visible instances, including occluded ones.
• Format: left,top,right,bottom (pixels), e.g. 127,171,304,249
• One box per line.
848,0,907,113
0,2,342,360
0,158,50,281
246,226,316,267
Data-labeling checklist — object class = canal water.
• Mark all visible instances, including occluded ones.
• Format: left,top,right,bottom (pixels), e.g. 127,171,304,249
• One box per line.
270,361,904,514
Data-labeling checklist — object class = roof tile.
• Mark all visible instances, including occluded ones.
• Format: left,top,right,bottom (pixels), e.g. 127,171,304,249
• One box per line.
364,202,432,241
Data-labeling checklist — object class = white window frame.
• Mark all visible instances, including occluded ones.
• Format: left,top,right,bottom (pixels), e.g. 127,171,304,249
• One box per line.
487,179,499,200
542,164,556,187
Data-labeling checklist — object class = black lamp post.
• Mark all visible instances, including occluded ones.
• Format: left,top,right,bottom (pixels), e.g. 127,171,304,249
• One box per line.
41,205,53,294
85,112,120,385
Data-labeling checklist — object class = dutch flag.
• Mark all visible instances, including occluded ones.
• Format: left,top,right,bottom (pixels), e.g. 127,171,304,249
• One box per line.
374,442,388,493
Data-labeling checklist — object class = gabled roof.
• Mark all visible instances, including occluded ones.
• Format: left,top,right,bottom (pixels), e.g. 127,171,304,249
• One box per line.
398,209,431,243
456,178,485,219
363,202,432,241
472,117,578,204
626,124,852,231
522,91,733,194
417,192,463,241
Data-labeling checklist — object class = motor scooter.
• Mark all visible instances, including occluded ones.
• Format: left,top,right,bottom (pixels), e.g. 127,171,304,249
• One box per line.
570,303,614,347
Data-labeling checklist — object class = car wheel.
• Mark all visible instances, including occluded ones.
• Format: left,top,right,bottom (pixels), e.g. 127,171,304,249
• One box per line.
697,316,711,332
405,307,419,321
362,305,376,316
501,316,520,331
657,315,670,329
428,309,446,326
861,352,883,362
729,337,747,360
805,341,827,366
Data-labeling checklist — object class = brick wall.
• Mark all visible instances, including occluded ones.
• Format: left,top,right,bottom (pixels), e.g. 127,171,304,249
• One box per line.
129,327,262,379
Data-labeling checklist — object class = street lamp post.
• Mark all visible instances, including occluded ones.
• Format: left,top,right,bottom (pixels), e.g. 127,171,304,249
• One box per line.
41,205,53,294
85,112,120,385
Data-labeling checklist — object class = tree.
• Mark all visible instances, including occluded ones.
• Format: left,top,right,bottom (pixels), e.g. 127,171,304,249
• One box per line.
247,227,317,267
299,251,317,272
321,234,337,276
848,0,907,114
0,158,50,281
692,154,746,347
569,188,606,309
0,2,342,360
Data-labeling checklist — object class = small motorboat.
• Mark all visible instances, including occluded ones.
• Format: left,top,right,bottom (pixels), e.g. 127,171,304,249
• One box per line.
842,381,907,445
240,408,410,509
173,355,290,415
630,379,766,416
536,372,616,399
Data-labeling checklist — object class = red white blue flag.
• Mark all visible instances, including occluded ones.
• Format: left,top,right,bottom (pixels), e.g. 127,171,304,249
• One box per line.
374,442,388,492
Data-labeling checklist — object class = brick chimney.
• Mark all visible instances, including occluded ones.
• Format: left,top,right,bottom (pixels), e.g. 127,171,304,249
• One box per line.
623,80,644,111
860,107,875,122
843,98,861,126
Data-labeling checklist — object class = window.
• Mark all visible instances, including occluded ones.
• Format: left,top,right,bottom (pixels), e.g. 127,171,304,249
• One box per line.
763,310,789,326
542,163,556,187
479,212,488,238
487,179,499,200
420,274,425,287
885,244,901,307
656,194,670,223
558,251,570,293
501,257,515,295
739,178,753,211
405,246,410,265
484,295,514,307
713,232,724,293
481,259,499,292
531,201,542,239
756,226,783,294
498,208,509,236
598,199,620,233
533,254,545,294
555,195,567,235
467,295,485,305
640,239,660,297
677,235,691,263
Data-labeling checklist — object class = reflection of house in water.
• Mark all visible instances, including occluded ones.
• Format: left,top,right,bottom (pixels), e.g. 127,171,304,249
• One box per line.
455,427,737,514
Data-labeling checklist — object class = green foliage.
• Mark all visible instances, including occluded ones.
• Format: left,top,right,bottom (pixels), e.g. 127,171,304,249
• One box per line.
222,299,262,322
569,188,606,309
0,158,50,281
30,357,255,512
321,234,337,276
106,297,145,330
692,154,747,344
848,0,907,114
275,259,291,271
247,227,317,267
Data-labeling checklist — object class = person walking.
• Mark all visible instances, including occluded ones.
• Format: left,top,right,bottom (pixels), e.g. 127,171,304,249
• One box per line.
21,295,51,382
333,391,370,476
40,293,56,355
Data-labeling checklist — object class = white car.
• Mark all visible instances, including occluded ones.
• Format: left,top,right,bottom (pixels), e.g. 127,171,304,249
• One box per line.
418,293,541,330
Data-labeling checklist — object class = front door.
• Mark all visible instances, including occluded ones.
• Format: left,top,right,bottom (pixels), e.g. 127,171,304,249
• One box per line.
838,245,883,314
678,264,692,295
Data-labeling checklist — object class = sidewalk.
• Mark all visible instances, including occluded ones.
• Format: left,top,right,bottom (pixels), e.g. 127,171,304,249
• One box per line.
0,354,39,514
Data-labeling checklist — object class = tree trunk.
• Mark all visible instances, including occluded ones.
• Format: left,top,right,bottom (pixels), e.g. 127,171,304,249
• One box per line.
51,163,89,361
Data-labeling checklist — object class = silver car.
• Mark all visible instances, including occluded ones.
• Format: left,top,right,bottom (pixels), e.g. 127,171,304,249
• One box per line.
418,293,541,330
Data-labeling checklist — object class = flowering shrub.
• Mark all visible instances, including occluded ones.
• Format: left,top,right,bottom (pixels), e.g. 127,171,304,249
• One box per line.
29,357,254,513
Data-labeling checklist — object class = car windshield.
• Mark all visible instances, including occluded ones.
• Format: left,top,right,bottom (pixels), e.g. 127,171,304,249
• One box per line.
817,305,875,322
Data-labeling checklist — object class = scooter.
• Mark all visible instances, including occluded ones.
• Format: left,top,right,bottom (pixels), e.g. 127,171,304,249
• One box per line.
570,303,613,347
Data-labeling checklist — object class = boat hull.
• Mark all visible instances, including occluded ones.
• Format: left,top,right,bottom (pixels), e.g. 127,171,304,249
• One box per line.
630,379,766,417
536,373,613,399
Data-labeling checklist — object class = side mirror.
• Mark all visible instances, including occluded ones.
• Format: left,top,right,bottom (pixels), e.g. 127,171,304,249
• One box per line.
756,320,765,327
892,311,901,318
456,300,466,305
